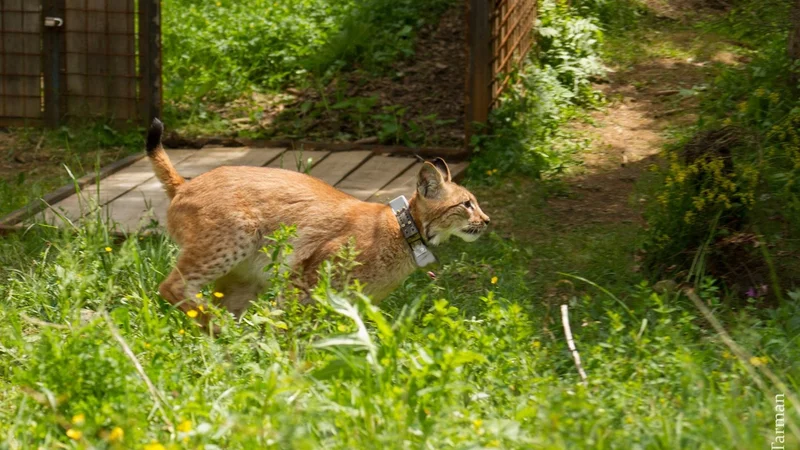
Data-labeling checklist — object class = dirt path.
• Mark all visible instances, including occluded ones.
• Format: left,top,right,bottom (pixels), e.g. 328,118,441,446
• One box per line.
475,10,748,302
546,22,740,228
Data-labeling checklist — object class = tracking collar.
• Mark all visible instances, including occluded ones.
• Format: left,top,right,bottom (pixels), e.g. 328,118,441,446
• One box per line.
389,195,438,268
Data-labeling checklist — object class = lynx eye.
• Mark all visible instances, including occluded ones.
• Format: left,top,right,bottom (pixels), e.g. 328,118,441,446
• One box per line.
463,200,473,209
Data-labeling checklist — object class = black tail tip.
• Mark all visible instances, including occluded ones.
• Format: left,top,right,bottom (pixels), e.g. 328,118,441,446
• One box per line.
146,118,164,154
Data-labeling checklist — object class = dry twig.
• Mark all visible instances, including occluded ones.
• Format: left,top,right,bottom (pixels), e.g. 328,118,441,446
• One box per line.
560,304,588,384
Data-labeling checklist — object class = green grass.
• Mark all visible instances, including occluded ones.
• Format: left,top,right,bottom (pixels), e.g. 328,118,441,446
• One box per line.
161,0,455,135
0,124,143,218
1,1,799,448
0,180,797,448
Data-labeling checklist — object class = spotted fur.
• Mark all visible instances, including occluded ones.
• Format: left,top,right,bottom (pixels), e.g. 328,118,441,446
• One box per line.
146,120,490,329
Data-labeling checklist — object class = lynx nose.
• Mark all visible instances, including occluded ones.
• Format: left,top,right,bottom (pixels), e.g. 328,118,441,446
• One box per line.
482,215,491,225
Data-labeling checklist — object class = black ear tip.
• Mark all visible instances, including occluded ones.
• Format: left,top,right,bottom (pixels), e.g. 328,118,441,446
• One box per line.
429,157,450,179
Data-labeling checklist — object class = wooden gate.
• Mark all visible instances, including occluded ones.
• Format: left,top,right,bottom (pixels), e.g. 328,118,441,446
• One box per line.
0,0,161,127
466,0,537,139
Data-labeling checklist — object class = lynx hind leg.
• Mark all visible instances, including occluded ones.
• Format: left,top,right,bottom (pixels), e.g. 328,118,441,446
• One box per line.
158,240,255,327
213,259,267,319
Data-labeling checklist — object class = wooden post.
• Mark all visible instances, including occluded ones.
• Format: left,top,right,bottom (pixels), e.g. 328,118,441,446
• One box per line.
139,0,162,125
42,0,65,127
465,0,491,147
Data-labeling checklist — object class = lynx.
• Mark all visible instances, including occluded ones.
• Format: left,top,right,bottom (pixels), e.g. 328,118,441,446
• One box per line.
146,119,490,328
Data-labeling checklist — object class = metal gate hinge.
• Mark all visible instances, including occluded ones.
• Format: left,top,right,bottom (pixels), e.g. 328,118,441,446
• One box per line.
44,17,63,28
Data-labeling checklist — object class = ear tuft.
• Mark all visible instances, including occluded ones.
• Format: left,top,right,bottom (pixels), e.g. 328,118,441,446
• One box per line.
431,157,451,182
417,162,445,199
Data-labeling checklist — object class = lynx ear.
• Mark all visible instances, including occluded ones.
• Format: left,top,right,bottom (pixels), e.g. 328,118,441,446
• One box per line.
417,162,445,199
431,157,451,182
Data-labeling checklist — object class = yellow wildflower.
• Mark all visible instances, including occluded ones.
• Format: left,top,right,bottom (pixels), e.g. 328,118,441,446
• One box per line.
105,247,112,252
108,426,124,442
491,276,498,284
749,356,768,366
473,419,483,428
66,429,82,440
693,196,706,211
532,340,541,349
198,305,205,312
213,292,225,298
754,88,766,97
195,292,203,299
179,329,185,335
486,170,493,176
737,101,748,113
186,310,198,318
71,413,85,426
177,419,192,433
144,443,166,450
722,350,732,359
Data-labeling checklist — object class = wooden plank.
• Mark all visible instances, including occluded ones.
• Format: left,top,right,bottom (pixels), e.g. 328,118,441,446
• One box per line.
367,162,422,204
42,150,195,224
107,147,285,231
336,156,416,201
0,152,145,227
267,150,329,172
308,151,372,186
178,137,469,161
177,146,285,178
367,162,469,204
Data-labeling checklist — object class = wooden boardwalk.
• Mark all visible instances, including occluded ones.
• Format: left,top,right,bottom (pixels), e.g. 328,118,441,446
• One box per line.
39,147,467,232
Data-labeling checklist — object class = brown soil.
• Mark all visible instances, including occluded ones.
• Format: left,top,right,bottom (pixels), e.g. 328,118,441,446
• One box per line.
546,37,743,228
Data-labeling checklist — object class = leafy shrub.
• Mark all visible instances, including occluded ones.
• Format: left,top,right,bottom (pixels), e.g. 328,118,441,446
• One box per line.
641,128,761,284
303,0,455,77
162,0,455,106
163,0,346,102
470,0,605,179
642,1,800,291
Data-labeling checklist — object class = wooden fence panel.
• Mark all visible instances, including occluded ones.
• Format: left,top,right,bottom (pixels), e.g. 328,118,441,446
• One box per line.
0,0,44,124
0,0,160,126
466,0,537,142
64,0,138,120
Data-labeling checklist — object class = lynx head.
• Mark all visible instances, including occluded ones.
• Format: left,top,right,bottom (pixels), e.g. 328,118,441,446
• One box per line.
411,158,490,246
